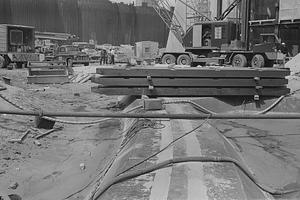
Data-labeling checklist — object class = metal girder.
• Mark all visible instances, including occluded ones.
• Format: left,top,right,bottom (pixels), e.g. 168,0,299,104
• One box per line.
153,0,211,44
216,0,241,21
177,0,211,21
152,0,184,43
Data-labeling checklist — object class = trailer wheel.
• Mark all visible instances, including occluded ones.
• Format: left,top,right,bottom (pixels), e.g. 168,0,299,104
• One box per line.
232,54,247,68
177,54,191,65
266,60,275,68
0,56,5,68
67,58,73,67
84,62,89,66
162,54,176,64
251,54,265,68
16,62,23,69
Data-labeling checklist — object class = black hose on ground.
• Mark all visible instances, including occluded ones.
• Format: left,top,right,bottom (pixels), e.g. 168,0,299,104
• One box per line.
93,156,300,199
2,109,300,119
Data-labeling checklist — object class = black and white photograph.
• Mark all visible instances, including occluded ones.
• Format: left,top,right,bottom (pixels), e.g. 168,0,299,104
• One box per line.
0,0,300,199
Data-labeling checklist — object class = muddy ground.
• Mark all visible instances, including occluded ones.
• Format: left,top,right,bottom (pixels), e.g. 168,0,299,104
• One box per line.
0,65,122,200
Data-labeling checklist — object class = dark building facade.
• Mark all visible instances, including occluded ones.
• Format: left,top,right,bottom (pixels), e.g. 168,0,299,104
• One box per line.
0,0,169,47
250,0,300,55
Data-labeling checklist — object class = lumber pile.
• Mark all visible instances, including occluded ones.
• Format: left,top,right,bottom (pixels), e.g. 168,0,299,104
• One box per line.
91,66,291,97
27,61,69,84
70,73,92,83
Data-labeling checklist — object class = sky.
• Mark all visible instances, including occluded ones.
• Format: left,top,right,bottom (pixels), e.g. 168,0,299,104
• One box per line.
110,0,176,5
110,0,134,3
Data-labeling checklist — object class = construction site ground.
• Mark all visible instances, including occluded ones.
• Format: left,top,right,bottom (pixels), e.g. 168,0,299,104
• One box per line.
0,59,300,200
0,64,122,200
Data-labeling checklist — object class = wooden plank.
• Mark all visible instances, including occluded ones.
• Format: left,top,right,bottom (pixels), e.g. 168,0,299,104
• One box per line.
27,75,69,84
96,66,290,78
28,65,67,69
0,25,7,52
29,61,66,65
92,77,288,87
29,69,67,76
91,86,290,97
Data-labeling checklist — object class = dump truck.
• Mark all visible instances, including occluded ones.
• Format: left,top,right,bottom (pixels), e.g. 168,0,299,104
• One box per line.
0,24,41,68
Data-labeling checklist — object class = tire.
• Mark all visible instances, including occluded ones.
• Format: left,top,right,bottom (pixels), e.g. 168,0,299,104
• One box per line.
67,58,73,67
266,60,274,68
84,62,89,66
0,55,5,68
161,54,176,64
177,54,191,65
16,62,23,69
251,54,265,68
232,54,247,68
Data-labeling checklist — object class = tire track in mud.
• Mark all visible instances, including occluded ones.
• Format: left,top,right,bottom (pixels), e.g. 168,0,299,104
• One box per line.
217,120,298,165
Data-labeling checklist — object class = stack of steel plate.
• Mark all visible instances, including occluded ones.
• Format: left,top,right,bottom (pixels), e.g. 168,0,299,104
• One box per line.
92,66,290,97
27,61,69,84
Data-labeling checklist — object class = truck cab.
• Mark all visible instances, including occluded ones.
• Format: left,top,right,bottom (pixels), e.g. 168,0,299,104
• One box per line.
0,24,41,68
53,45,90,66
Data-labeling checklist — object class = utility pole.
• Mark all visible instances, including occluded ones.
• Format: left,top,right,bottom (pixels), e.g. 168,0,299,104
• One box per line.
240,0,250,50
217,0,223,19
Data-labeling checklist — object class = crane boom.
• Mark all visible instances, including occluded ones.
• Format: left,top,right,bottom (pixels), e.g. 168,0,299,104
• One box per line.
152,0,185,43
153,0,211,45
216,0,241,21
177,0,211,22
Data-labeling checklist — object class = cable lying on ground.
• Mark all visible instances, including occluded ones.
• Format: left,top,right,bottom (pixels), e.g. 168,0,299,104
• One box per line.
117,118,210,176
3,109,300,119
93,156,299,199
163,99,216,114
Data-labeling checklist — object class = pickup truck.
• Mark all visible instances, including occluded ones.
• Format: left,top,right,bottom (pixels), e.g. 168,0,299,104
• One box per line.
49,45,90,66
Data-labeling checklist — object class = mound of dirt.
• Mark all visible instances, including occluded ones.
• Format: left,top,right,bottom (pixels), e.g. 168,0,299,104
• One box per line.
0,66,122,200
286,53,300,75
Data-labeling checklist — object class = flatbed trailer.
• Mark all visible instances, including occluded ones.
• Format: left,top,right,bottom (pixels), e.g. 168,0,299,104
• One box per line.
162,28,285,68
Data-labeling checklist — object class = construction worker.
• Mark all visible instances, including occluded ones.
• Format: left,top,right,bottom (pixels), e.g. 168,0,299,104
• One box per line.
104,49,108,65
100,49,106,65
281,42,291,57
110,48,115,65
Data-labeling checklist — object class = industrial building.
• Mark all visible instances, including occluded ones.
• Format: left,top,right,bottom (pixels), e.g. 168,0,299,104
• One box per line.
249,0,300,56
135,0,155,7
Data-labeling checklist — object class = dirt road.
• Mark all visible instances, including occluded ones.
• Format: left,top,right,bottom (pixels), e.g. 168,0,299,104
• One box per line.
0,66,121,200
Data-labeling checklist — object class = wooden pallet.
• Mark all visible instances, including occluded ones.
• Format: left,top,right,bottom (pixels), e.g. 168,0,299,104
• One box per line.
27,61,69,84
92,66,290,97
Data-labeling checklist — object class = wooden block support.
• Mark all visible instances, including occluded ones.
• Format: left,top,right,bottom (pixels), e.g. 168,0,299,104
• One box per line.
28,75,69,84
27,61,69,84
29,69,68,76
29,61,66,66
35,116,55,129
